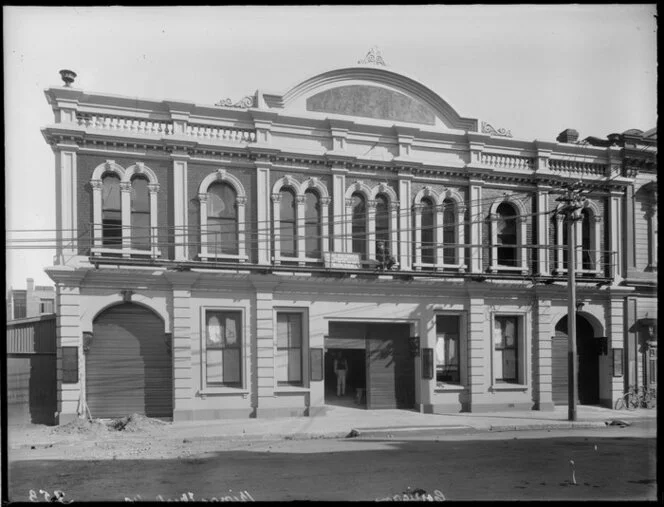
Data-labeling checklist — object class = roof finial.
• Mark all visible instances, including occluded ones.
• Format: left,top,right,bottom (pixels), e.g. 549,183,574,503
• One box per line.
358,46,386,66
59,69,77,87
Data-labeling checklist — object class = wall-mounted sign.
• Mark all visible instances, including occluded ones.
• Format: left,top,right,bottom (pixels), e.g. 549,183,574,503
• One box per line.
310,348,324,382
323,252,361,270
422,348,434,380
612,348,623,377
62,346,79,383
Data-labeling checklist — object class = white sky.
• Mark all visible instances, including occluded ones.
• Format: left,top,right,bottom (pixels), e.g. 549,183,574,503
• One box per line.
4,5,657,290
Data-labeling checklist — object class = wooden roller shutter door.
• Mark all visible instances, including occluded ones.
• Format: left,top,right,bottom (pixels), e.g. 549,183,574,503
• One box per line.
87,303,172,419
366,323,414,409
552,331,569,406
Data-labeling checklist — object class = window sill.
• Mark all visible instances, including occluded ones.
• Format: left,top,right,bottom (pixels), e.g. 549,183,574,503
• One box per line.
274,385,309,394
488,265,527,274
198,253,248,262
434,384,465,393
92,247,161,257
197,388,249,398
490,384,528,392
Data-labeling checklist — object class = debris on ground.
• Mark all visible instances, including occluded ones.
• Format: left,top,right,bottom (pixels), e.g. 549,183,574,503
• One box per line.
107,413,169,433
605,419,631,427
51,417,109,435
346,429,360,438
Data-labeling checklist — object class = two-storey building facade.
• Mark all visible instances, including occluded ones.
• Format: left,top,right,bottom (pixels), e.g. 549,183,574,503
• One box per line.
42,53,654,424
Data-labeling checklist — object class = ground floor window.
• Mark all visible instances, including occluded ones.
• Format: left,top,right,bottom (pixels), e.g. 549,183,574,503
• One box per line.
436,315,460,384
276,312,303,386
205,310,242,387
494,315,520,383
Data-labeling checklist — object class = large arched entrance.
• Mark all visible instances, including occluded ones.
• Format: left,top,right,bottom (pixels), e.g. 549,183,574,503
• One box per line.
87,303,173,419
552,314,600,405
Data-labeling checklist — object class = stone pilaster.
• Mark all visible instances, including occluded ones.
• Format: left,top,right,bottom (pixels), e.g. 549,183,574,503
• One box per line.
54,143,79,265
255,161,272,264
467,295,486,410
533,298,554,410
331,167,347,252
165,272,198,422
55,283,83,424
171,154,189,260
253,281,277,416
469,181,483,273
398,174,413,270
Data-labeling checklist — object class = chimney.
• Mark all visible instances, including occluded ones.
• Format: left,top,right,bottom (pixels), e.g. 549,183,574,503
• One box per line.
556,129,579,144
27,278,34,293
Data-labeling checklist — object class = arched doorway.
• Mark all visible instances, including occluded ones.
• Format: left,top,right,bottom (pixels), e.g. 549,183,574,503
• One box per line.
87,303,173,419
552,314,600,405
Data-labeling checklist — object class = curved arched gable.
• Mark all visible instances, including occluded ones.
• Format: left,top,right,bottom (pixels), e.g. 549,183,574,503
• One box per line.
272,66,478,131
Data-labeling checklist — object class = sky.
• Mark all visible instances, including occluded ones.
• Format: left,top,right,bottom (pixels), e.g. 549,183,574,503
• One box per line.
4,5,658,291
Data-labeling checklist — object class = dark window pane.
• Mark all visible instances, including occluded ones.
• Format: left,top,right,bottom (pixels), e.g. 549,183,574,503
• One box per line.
208,183,237,218
102,209,122,247
352,193,367,259
304,191,319,220
304,191,321,257
130,177,150,212
375,194,390,255
223,349,241,384
581,209,592,270
442,200,456,264
131,211,151,250
436,315,460,384
421,198,435,264
207,218,238,255
279,189,297,257
497,202,517,266
102,174,121,210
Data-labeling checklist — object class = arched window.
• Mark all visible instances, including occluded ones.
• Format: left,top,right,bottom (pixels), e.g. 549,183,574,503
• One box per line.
279,188,297,257
304,190,321,258
130,176,150,250
421,197,435,264
442,199,456,265
102,173,122,247
207,182,238,255
375,194,390,259
351,192,367,260
496,202,517,267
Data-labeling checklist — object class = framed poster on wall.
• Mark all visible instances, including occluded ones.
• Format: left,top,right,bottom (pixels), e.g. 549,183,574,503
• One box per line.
612,348,623,377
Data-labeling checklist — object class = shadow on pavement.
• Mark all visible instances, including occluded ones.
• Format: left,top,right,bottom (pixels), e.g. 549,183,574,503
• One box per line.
7,436,656,502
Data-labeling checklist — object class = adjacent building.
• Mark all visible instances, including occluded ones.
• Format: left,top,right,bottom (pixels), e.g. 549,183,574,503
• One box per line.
41,50,656,424
7,278,55,321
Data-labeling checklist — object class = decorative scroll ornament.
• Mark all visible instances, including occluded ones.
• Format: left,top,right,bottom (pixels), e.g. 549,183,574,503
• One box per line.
357,46,387,66
215,96,254,108
481,121,513,138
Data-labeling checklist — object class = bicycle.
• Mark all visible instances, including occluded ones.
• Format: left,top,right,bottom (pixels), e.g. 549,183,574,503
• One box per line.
615,385,657,410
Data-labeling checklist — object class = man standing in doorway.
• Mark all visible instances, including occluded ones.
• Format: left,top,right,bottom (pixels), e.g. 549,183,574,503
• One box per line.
334,352,349,397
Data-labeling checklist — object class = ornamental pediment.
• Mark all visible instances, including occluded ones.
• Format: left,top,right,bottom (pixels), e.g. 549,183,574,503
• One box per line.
265,64,478,132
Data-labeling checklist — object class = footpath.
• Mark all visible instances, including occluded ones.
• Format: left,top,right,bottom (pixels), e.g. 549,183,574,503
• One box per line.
162,403,657,441
8,404,656,455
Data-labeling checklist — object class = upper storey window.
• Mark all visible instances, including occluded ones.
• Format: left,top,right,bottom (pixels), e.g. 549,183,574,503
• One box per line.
102,173,122,247
207,182,239,256
412,187,466,272
420,197,435,265
496,202,518,267
304,190,321,258
489,197,528,274
351,192,367,260
130,176,151,251
272,176,330,265
92,161,160,258
198,169,248,262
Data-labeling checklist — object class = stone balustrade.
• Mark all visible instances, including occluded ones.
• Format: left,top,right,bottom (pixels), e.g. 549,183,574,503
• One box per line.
77,114,174,135
75,113,257,143
481,153,535,170
185,124,257,142
549,159,607,176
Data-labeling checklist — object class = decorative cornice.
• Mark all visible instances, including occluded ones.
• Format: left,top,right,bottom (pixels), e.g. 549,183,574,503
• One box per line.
215,96,255,108
481,121,513,138
357,46,387,66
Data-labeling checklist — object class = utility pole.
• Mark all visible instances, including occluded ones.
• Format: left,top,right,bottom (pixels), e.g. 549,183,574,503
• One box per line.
556,181,586,421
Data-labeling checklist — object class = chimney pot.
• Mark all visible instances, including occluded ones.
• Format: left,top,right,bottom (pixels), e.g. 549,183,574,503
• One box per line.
556,129,579,144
